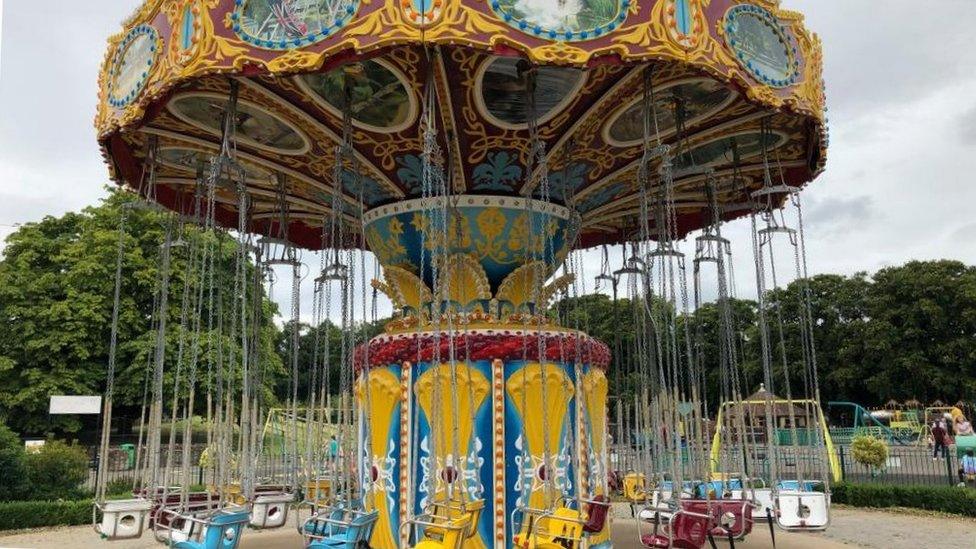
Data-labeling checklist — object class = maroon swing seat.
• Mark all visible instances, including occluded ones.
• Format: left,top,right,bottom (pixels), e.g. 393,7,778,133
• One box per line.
582,495,610,533
681,500,754,539
639,509,710,549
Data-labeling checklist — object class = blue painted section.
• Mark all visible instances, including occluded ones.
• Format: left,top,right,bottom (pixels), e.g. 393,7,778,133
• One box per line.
342,169,393,208
472,151,523,192
675,0,693,35
364,203,575,291
503,360,581,549
577,181,630,213
408,360,494,549
181,5,195,50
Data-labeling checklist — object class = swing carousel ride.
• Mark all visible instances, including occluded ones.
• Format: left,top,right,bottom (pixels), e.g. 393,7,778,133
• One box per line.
91,0,829,547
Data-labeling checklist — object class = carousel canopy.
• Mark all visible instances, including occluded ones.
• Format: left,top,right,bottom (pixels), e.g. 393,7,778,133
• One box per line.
97,0,826,250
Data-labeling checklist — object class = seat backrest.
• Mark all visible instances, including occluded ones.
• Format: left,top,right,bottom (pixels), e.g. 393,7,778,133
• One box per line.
671,511,709,547
582,496,609,533
624,474,646,501
202,511,250,549
439,516,471,549
542,507,583,548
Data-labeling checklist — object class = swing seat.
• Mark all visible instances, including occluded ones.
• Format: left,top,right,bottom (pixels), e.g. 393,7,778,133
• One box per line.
422,498,485,540
249,492,294,529
777,480,819,492
93,498,152,540
582,495,610,533
623,473,647,502
302,505,348,536
682,500,754,539
731,488,775,520
151,492,221,542
693,479,742,499
305,478,333,504
149,490,218,527
775,491,829,531
306,508,379,549
172,508,251,549
512,507,585,549
405,515,471,549
638,509,710,549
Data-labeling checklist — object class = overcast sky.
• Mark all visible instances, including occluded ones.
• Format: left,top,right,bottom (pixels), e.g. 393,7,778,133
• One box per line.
2,1,975,324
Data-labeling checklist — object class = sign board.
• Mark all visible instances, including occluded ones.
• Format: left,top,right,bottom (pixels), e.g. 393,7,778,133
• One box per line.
49,395,102,415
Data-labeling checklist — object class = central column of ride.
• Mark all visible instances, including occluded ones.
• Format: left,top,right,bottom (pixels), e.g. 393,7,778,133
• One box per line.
356,195,611,549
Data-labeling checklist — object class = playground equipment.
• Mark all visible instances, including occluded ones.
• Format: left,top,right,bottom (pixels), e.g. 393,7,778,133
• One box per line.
827,401,915,446
93,0,826,547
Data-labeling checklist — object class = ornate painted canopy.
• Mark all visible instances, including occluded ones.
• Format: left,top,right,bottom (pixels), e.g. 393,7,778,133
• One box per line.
97,0,826,250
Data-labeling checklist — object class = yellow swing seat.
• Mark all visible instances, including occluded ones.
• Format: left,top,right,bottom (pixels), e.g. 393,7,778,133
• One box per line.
512,507,586,549
402,515,472,549
623,473,648,503
422,498,485,541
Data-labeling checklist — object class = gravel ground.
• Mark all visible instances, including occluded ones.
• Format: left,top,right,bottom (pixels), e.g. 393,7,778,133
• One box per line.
0,505,973,548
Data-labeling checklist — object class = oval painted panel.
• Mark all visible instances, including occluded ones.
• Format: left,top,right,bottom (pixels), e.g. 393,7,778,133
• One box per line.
606,79,734,146
673,131,783,171
231,0,359,49
168,94,308,154
158,147,274,182
299,59,415,132
489,0,628,41
108,25,158,107
479,56,583,128
725,5,799,87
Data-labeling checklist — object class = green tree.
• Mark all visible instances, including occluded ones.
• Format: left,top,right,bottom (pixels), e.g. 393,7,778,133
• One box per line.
860,260,976,403
0,188,284,435
25,440,89,500
0,421,30,501
275,318,387,403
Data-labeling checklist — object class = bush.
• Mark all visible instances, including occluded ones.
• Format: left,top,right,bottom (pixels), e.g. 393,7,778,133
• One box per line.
0,500,92,530
0,423,30,501
851,435,889,470
26,440,89,500
104,477,136,497
832,482,976,517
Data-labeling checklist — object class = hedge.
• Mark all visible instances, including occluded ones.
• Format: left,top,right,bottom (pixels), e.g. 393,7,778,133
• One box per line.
0,500,92,531
832,482,976,517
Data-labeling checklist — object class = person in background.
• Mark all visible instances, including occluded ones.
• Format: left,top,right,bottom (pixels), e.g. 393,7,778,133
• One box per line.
957,449,976,486
954,415,974,437
932,421,948,460
328,434,339,468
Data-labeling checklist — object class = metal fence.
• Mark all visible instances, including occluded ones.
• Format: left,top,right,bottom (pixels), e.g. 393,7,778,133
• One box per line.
84,445,299,490
610,443,973,489
836,445,968,487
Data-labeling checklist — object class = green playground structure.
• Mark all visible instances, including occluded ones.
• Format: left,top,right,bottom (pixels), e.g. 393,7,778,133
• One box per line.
827,401,916,446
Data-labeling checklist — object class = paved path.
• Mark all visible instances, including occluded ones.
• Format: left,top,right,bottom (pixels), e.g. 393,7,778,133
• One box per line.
1,506,973,548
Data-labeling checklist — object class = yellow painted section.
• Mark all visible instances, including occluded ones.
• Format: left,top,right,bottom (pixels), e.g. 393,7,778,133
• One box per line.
356,368,403,549
414,363,490,549
506,363,575,510
582,369,611,546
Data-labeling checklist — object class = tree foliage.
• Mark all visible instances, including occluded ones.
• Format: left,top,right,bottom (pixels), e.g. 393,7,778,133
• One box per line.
556,260,976,409
0,188,284,434
0,422,30,501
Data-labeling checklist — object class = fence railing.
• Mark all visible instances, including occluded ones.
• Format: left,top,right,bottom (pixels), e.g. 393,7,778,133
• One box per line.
610,443,971,489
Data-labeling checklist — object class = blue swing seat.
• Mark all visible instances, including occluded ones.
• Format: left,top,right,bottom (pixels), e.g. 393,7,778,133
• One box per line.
777,480,819,491
173,509,250,549
306,509,378,549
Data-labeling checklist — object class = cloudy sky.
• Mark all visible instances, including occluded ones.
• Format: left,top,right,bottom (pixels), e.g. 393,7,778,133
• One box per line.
1,1,975,323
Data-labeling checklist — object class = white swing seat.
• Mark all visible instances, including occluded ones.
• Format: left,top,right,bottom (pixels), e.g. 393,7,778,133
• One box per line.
249,492,294,528
775,491,829,530
94,498,152,539
731,488,775,520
